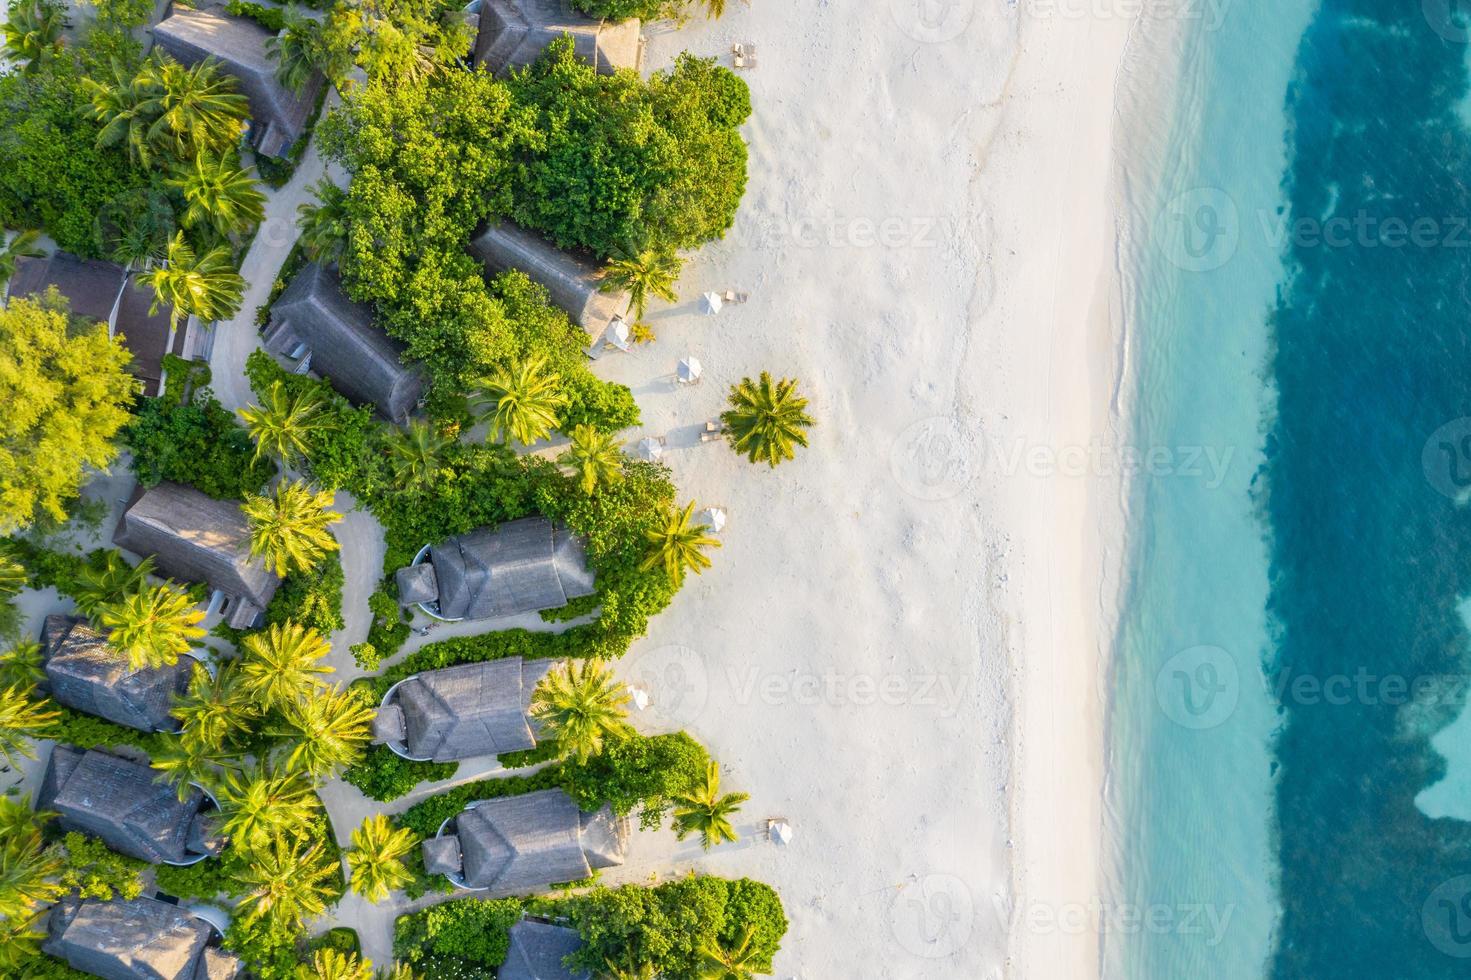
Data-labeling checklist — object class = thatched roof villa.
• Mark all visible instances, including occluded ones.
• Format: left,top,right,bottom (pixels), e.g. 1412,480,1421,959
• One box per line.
421,788,628,893
43,895,240,980
371,657,557,762
6,252,126,323
394,516,595,622
39,614,193,733
37,745,222,865
152,7,324,159
469,222,629,342
474,0,641,77
113,482,280,630
500,919,590,980
262,262,426,422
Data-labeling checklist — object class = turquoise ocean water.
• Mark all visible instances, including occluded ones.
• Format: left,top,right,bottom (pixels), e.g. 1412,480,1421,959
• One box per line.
1097,0,1471,976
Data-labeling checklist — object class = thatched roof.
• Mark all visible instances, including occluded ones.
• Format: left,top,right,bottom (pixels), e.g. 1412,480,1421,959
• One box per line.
394,562,439,606
43,896,236,980
422,517,595,621
431,789,628,893
263,262,426,421
113,482,280,630
37,745,217,865
6,253,126,323
469,222,627,338
474,0,640,77
383,658,539,762
500,920,590,980
39,614,191,733
152,7,324,158
114,278,178,398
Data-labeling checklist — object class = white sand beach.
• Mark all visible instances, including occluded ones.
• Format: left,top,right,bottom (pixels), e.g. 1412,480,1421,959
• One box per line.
584,3,1138,977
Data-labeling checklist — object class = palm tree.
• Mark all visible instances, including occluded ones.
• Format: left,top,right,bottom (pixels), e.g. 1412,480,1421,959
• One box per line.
599,248,682,321
345,814,416,902
147,56,250,162
150,732,232,802
0,641,44,689
720,373,814,468
243,481,342,577
138,231,245,329
73,552,154,619
297,178,350,264
239,621,333,710
0,687,58,768
166,153,267,238
0,230,44,293
171,661,255,750
215,762,321,855
0,799,63,940
529,661,634,764
672,761,747,851
640,501,721,585
695,925,761,980
2,0,65,73
275,687,374,779
97,187,176,269
236,836,339,930
558,425,624,495
298,948,375,980
474,355,567,447
602,956,657,980
378,966,420,980
86,55,163,168
267,10,323,93
383,419,452,491
96,583,205,670
239,381,331,465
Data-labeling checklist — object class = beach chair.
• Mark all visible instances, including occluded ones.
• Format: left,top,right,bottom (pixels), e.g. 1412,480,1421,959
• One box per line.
700,420,724,443
723,289,751,304
733,42,757,70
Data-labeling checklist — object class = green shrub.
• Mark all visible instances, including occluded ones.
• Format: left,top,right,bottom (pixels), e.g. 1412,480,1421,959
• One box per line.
123,392,275,500
374,627,600,695
571,0,681,20
309,927,361,956
44,706,168,756
265,552,346,634
155,854,244,903
341,745,457,802
54,832,147,901
225,0,285,30
393,897,522,969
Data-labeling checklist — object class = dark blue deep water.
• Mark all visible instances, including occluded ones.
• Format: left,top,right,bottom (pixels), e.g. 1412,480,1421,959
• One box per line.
1267,2,1471,975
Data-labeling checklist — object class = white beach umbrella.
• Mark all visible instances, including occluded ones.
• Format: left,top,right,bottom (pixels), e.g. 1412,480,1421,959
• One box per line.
695,506,727,533
700,292,724,315
625,684,651,711
768,819,794,845
606,316,631,351
636,437,664,461
677,356,703,384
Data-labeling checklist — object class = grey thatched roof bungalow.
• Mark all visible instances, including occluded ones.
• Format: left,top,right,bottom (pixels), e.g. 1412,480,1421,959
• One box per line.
372,657,557,762
39,614,193,733
114,277,181,398
152,7,323,158
262,262,426,421
500,919,590,980
470,222,628,340
114,482,280,630
422,788,628,893
37,745,222,865
43,895,240,980
395,516,595,623
475,0,640,77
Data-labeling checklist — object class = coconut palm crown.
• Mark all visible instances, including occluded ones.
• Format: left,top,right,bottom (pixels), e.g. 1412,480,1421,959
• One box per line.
640,500,721,585
720,372,814,468
529,660,634,763
242,480,342,577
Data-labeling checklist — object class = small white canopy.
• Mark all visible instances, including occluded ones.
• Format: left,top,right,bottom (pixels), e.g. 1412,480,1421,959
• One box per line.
768,819,793,845
700,292,723,315
606,316,631,351
696,506,727,533
625,684,651,711
636,437,663,461
677,356,703,384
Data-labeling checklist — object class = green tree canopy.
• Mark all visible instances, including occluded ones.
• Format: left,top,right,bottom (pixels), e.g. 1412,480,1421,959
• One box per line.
0,293,135,533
